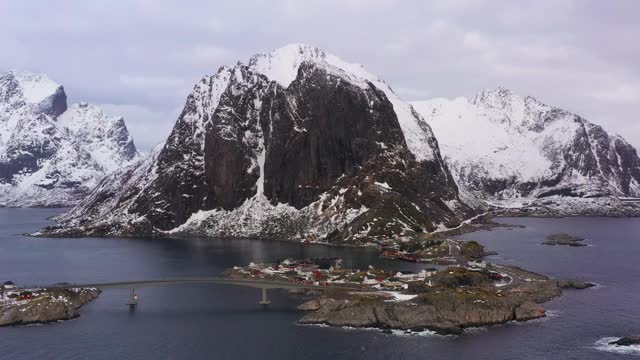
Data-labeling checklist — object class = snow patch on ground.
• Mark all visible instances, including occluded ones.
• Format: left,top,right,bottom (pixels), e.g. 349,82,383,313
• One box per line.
381,291,418,302
374,181,391,191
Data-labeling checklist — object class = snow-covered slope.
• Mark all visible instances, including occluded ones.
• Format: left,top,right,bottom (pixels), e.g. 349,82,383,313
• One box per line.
0,71,140,207
47,44,471,241
412,87,640,210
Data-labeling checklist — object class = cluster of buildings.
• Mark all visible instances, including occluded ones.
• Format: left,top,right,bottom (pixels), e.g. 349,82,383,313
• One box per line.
228,255,510,292
229,258,440,290
1,281,35,302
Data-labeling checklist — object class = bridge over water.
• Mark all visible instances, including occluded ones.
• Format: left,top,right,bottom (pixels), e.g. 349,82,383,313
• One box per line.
31,277,372,306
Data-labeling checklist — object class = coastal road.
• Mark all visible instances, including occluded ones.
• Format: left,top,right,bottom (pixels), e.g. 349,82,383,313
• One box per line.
490,265,526,287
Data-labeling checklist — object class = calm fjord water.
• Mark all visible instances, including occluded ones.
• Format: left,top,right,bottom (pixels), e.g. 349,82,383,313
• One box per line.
1,208,639,359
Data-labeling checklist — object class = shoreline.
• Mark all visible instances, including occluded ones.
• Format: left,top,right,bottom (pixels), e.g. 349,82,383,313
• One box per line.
31,194,640,243
294,269,594,335
225,252,595,335
0,288,100,327
15,210,598,333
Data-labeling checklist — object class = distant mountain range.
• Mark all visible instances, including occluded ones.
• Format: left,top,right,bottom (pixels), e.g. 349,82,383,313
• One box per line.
27,44,640,240
0,71,140,207
412,88,640,215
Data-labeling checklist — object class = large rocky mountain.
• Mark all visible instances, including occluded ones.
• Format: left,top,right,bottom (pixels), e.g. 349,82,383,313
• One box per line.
412,88,640,214
0,71,140,207
46,44,472,242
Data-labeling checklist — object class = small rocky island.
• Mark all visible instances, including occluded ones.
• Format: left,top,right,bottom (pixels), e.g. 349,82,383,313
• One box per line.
609,336,640,347
0,283,100,326
543,233,587,247
226,240,594,335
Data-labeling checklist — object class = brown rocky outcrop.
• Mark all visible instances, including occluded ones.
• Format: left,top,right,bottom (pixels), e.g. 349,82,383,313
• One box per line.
298,275,592,334
0,288,100,327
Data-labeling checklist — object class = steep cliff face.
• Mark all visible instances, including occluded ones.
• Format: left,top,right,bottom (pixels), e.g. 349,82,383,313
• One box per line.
49,44,471,242
0,71,140,207
412,88,640,210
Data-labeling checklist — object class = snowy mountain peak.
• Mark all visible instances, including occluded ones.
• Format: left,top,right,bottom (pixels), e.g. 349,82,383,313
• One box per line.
471,87,525,124
472,86,516,104
247,43,372,89
9,70,62,104
57,103,138,173
468,87,563,131
0,70,67,118
0,71,140,207
245,44,439,162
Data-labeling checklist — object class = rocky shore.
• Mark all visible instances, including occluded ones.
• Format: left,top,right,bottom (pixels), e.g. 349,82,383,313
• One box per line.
0,288,100,326
296,267,593,334
225,253,594,335
609,336,640,346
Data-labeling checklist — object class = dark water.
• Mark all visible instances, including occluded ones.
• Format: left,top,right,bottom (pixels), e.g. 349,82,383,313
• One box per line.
1,209,639,359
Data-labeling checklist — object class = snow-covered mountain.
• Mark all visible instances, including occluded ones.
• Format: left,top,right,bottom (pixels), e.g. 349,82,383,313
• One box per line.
412,87,640,213
46,44,472,242
0,71,140,207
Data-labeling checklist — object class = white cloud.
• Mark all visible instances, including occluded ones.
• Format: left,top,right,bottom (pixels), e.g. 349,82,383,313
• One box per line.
430,0,479,11
516,44,573,62
119,75,187,89
462,31,491,51
425,19,450,35
194,45,230,60
178,45,234,65
1,0,639,149
118,74,192,102
395,87,432,100
591,84,640,103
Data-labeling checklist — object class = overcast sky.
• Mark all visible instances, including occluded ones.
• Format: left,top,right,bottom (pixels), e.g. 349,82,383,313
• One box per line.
2,0,639,150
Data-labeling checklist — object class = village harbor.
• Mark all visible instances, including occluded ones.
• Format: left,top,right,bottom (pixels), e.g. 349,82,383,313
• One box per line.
225,250,595,334
1,237,594,333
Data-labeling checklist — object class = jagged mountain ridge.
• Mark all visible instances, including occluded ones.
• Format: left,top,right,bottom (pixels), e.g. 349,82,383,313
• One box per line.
412,87,640,209
0,71,140,207
48,44,472,242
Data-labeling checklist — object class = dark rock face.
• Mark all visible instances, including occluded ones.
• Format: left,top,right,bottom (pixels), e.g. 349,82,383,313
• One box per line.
37,86,68,117
262,64,406,209
204,67,268,210
555,120,640,198
47,46,472,242
508,115,640,199
0,115,63,184
109,117,138,160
